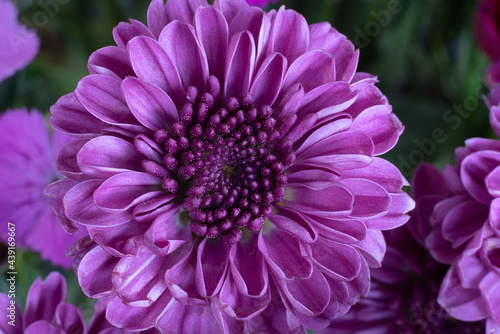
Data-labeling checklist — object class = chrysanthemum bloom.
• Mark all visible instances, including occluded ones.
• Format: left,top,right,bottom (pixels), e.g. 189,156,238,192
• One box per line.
46,0,413,331
408,159,500,332
319,222,488,333
0,0,39,83
0,109,86,268
0,271,158,334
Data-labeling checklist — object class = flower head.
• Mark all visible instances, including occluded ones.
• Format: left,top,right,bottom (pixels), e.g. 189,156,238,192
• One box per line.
0,0,39,83
0,109,86,268
407,141,500,329
46,0,413,331
0,271,158,334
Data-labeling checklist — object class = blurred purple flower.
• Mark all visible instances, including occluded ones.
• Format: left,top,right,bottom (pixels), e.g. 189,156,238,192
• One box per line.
45,0,413,331
0,109,86,268
320,225,487,334
0,272,158,334
0,0,39,83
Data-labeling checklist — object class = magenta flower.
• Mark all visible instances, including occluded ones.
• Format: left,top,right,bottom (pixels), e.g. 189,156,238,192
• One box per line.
321,225,487,334
0,109,86,268
46,0,413,331
409,156,500,330
0,0,39,83
0,271,158,334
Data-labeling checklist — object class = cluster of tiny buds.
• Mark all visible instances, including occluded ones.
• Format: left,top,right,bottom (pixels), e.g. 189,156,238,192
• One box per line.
136,75,298,245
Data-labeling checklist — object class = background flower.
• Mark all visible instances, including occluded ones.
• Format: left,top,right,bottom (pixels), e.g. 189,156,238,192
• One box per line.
0,271,158,334
46,0,412,332
0,0,39,84
0,109,87,268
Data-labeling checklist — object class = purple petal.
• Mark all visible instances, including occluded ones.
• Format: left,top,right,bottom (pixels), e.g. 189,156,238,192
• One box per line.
112,19,154,49
343,157,407,193
194,6,228,80
364,192,413,230
339,179,391,218
219,275,271,320
165,242,205,304
479,272,500,321
461,150,500,204
133,195,177,223
438,266,489,321
159,21,209,91
24,272,66,327
93,171,163,211
88,220,149,256
157,300,221,334
311,237,361,281
352,228,386,268
77,246,117,298
112,244,173,306
229,7,271,64
296,130,374,162
307,216,367,245
282,50,334,93
107,291,172,331
250,52,287,106
229,233,268,297
224,31,256,99
77,136,142,178
214,0,249,25
457,252,489,289
351,105,403,155
147,0,168,39
441,200,488,247
127,36,185,107
144,206,191,256
53,303,85,334
165,0,208,23
196,238,230,298
258,226,313,280
75,75,137,125
50,93,107,137
269,7,309,64
64,179,132,227
122,77,179,131
278,268,330,317
24,322,64,334
57,139,89,180
44,179,80,233
88,46,134,79
283,183,353,217
269,206,318,243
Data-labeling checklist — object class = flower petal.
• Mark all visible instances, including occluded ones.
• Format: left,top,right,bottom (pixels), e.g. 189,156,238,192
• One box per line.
194,6,228,80
269,7,309,64
122,77,179,131
225,31,256,99
77,246,117,298
196,237,230,298
77,136,142,178
250,52,287,106
88,46,134,79
93,171,163,211
127,36,185,107
258,226,313,280
159,21,209,92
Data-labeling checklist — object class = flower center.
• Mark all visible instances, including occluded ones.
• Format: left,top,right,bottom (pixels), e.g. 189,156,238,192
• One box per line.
137,76,295,245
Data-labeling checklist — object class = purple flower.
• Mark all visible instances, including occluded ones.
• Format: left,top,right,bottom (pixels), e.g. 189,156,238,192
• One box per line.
407,155,500,330
46,0,413,331
0,271,158,334
0,0,39,83
475,0,500,60
0,109,86,268
321,222,489,334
